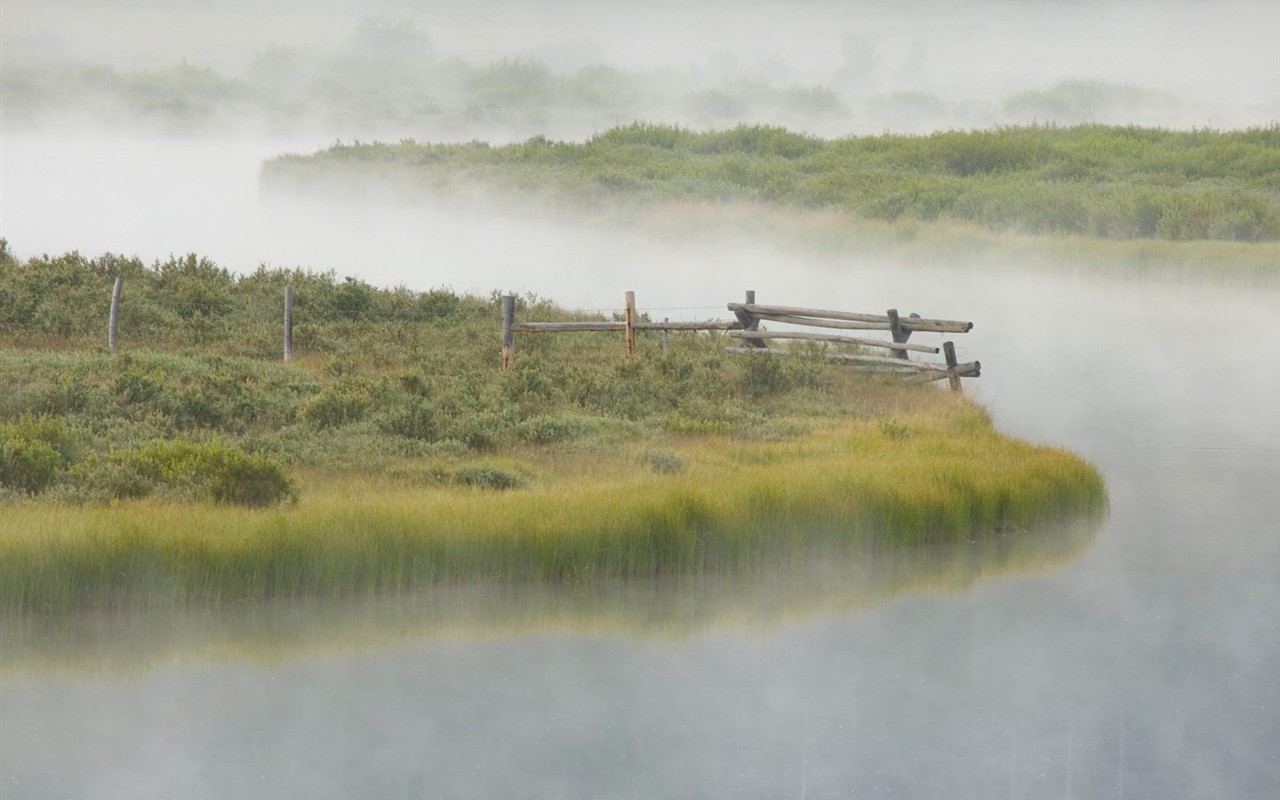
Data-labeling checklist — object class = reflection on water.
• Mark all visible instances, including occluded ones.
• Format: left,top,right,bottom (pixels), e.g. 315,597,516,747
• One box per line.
1,518,1098,678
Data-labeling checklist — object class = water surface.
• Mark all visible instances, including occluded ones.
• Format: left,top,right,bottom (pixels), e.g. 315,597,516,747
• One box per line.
1,138,1277,799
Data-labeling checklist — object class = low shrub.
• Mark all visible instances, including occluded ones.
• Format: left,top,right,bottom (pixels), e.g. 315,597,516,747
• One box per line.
0,416,78,495
97,440,296,507
298,382,374,428
0,438,60,495
641,449,684,475
453,465,528,490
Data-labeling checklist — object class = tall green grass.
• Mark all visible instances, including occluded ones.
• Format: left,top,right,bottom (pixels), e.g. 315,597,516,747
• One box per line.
0,402,1105,613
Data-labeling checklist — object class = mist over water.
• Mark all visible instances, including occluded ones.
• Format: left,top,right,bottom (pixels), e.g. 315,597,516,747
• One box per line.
2,1,1279,798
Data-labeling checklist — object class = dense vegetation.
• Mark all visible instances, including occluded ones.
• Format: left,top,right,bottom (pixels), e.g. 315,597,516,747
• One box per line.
0,242,894,503
0,244,1105,610
264,123,1280,242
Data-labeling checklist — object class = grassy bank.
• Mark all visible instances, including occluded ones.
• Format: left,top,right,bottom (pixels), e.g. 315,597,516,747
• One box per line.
263,123,1280,243
0,247,1105,612
0,400,1103,613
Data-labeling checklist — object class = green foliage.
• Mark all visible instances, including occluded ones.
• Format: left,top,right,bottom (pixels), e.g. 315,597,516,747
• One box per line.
101,440,295,507
452,465,528,490
0,437,60,495
267,124,1280,242
641,449,684,475
0,416,76,495
299,382,374,428
739,352,792,398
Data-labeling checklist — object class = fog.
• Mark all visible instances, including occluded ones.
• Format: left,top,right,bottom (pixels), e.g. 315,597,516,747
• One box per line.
2,1,1278,798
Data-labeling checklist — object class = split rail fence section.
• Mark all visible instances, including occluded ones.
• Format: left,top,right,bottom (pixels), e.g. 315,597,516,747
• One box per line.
502,291,980,392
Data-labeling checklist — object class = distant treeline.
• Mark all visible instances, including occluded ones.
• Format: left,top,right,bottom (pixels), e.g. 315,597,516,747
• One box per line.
264,123,1280,242
5,18,1218,139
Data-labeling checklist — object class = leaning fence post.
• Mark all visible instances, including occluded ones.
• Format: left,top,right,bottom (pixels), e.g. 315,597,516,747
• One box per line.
501,294,516,370
108,275,123,353
284,285,295,362
943,341,962,392
733,289,766,349
662,318,670,354
887,308,909,359
624,291,637,357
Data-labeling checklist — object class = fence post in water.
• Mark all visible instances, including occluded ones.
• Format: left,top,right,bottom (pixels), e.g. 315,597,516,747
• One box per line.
943,341,962,392
108,275,123,353
501,294,516,370
624,291,637,357
662,318,670,354
283,284,295,362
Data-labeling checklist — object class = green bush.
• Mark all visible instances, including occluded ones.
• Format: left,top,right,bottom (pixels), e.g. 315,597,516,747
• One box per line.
299,382,374,427
641,449,684,475
0,438,60,495
100,440,296,507
208,450,296,507
0,415,79,495
515,413,595,444
453,465,528,490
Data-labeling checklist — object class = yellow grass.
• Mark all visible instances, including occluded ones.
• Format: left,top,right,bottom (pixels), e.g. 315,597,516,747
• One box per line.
0,398,1105,613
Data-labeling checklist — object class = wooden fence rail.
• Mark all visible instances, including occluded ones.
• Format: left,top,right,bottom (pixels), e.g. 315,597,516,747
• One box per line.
502,290,981,392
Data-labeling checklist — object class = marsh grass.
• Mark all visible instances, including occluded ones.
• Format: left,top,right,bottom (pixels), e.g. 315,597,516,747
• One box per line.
0,400,1105,613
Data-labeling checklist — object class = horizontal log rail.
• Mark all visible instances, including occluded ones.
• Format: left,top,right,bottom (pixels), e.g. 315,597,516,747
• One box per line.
726,346,979,374
727,303,973,333
728,330,939,354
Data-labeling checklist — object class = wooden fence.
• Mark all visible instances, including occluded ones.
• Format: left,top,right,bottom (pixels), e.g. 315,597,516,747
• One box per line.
501,290,980,391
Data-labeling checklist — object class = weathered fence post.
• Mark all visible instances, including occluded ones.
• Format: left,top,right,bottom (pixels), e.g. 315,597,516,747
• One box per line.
624,291,637,357
887,308,907,359
943,341,962,392
283,284,295,362
733,290,766,349
662,318,670,354
108,275,123,353
501,294,516,370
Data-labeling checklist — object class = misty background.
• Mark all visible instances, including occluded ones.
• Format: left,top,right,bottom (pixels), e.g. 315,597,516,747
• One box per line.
1,2,1278,797
2,0,1277,294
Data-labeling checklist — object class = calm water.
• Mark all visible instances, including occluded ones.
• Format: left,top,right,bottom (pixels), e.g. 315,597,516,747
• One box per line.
1,137,1277,799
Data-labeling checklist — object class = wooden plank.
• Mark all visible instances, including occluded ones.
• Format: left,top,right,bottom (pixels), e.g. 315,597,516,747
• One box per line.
903,362,981,384
725,346,978,377
750,313,888,331
108,276,123,354
887,308,913,360
728,303,972,333
944,341,962,392
733,290,767,348
625,290,637,357
284,284,294,362
728,330,939,354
